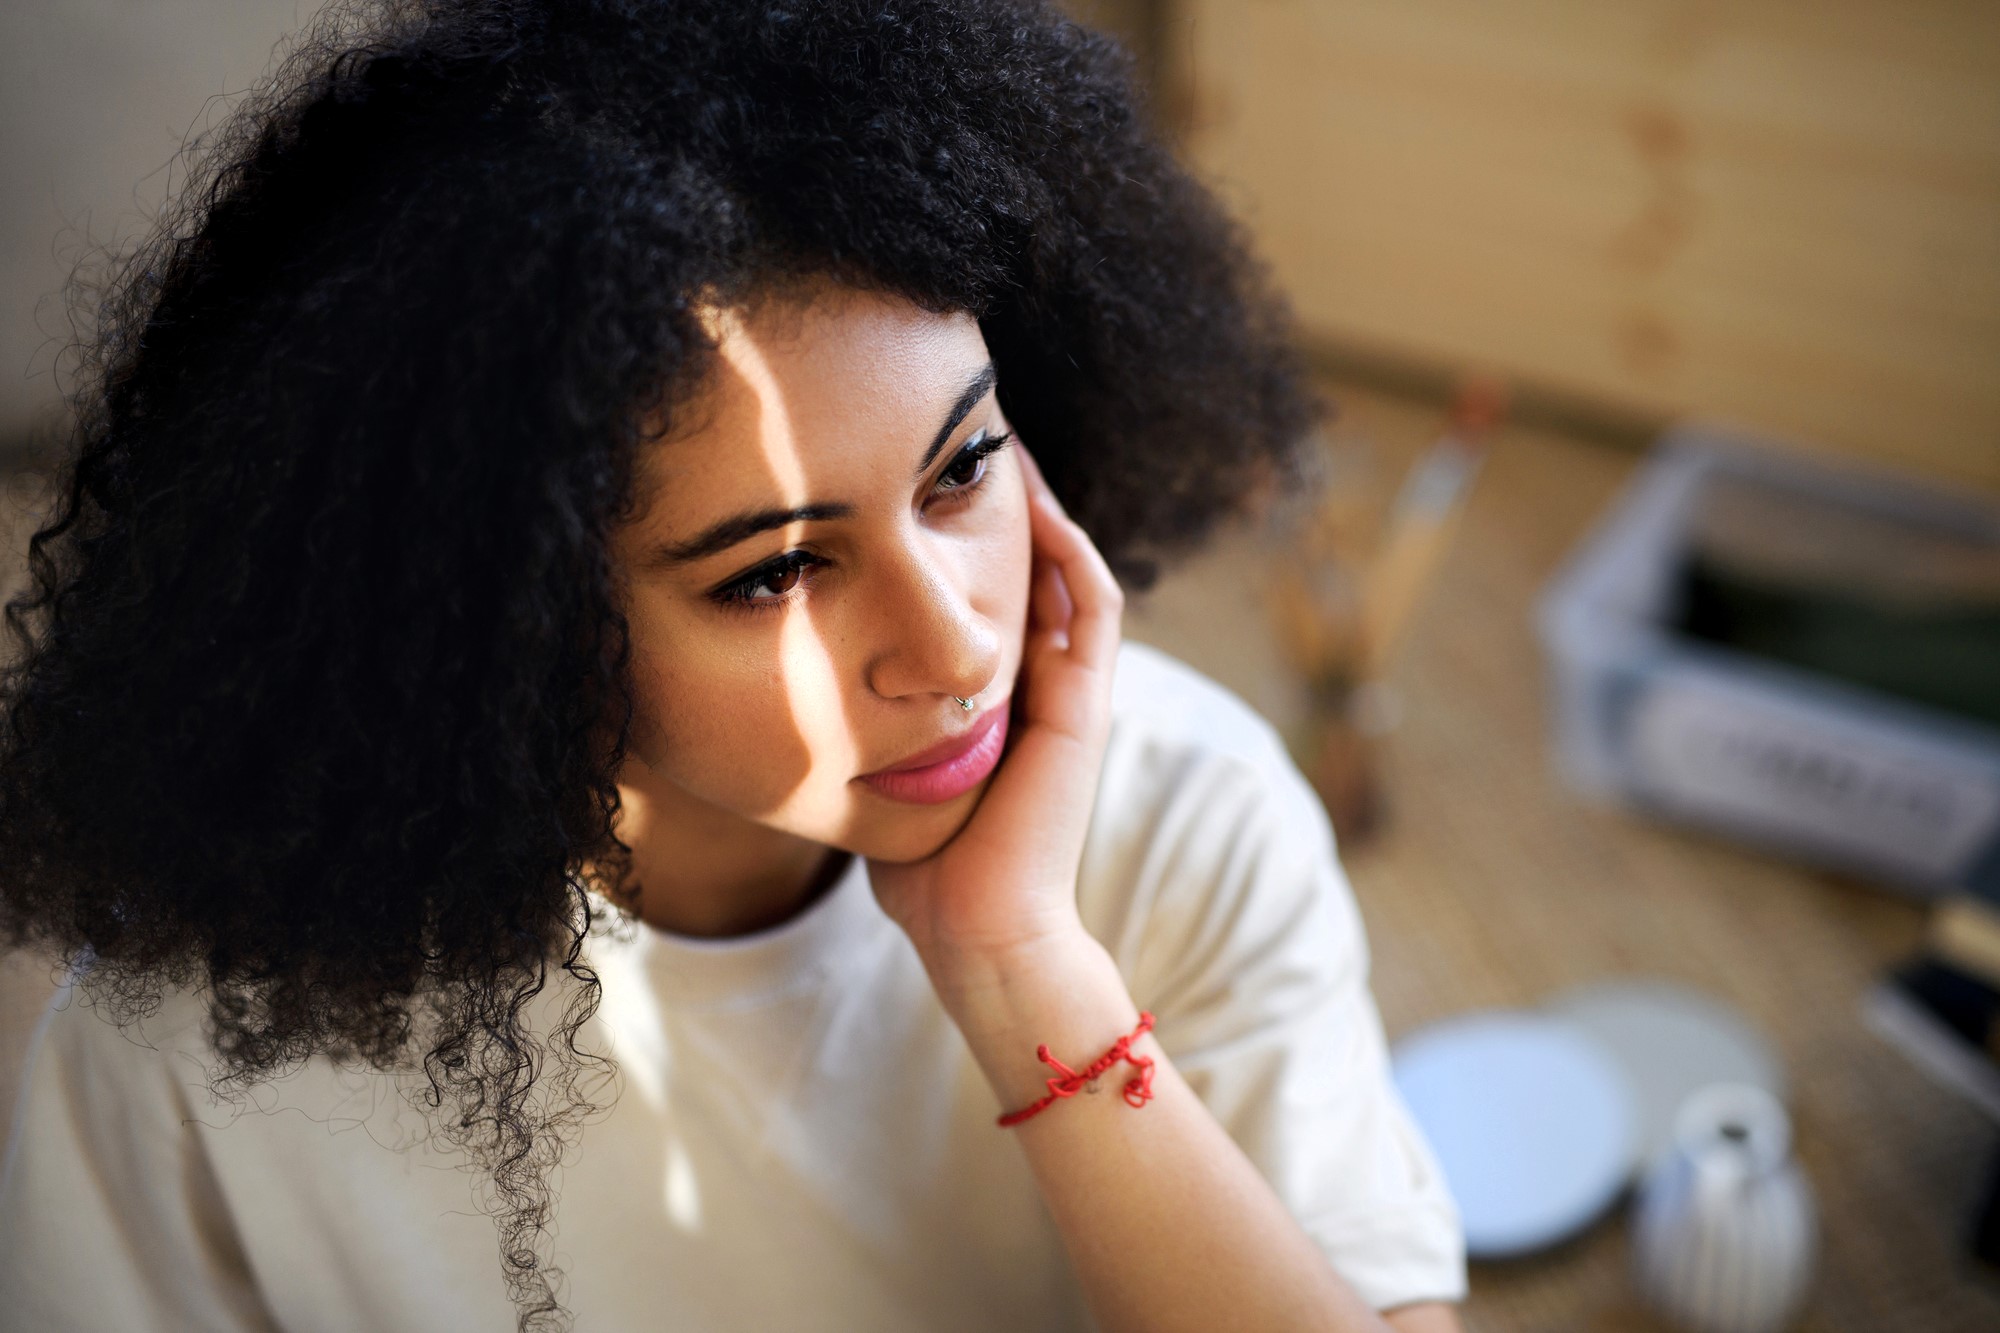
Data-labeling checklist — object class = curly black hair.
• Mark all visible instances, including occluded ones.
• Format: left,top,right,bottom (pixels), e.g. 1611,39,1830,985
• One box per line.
0,0,1318,1326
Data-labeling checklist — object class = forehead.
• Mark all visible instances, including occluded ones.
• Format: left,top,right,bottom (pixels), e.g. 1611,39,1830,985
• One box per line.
636,287,987,508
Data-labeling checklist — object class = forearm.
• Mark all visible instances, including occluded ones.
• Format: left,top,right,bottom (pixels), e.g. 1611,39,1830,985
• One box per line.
933,930,1394,1333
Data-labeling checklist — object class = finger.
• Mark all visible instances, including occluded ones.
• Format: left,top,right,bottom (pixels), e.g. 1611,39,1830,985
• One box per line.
1032,536,1080,636
1028,548,1073,650
1018,444,1080,659
1022,456,1123,673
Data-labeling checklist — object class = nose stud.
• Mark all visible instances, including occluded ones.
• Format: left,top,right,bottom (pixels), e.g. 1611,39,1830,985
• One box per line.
953,695,976,711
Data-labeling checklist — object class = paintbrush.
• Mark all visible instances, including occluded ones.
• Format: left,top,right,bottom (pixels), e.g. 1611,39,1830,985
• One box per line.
1266,377,1507,843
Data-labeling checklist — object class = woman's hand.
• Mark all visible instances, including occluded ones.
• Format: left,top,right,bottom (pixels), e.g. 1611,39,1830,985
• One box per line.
865,442,1125,1000
866,450,1405,1333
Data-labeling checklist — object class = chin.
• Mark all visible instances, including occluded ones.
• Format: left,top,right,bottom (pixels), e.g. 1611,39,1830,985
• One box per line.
845,787,984,863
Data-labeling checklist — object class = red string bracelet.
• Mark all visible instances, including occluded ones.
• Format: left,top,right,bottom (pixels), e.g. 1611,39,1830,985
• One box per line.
996,1011,1157,1128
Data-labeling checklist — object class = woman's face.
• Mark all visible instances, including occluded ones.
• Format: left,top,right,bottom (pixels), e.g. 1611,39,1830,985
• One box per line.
607,284,1032,866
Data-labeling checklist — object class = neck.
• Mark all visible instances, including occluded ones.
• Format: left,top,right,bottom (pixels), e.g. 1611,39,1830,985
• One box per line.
603,770,851,940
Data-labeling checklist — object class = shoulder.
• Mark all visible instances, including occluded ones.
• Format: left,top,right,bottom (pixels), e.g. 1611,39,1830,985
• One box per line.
1098,638,1318,850
1082,640,1365,1013
13,971,216,1111
2,969,498,1328
6,972,283,1184
1106,638,1299,778
7,969,439,1159
2,973,221,1281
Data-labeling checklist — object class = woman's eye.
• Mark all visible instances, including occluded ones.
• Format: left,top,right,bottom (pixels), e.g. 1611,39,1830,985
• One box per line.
751,563,806,599
710,431,1013,616
713,550,820,611
932,431,1014,499
936,450,985,492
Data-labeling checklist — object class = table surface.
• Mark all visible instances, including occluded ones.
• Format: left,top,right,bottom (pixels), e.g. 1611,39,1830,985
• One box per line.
1121,378,2000,1333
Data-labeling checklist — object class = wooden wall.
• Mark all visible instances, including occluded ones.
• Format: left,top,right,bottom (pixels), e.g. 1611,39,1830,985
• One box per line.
1141,0,2000,489
0,0,337,452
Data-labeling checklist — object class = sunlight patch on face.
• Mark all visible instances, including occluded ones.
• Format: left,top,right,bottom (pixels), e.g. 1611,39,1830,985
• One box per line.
714,299,865,817
783,589,855,804
705,302,811,513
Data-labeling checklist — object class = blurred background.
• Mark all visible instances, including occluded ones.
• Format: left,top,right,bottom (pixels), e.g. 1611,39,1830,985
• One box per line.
3,3,1998,1330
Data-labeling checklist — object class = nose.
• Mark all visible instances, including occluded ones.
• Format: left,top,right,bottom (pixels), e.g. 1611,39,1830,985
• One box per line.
862,536,1002,706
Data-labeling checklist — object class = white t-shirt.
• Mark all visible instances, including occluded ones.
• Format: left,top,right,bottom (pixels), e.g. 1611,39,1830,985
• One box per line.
0,640,1466,1330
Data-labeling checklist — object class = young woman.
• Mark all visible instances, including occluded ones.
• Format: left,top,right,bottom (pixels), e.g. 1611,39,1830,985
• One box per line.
0,2,1467,1329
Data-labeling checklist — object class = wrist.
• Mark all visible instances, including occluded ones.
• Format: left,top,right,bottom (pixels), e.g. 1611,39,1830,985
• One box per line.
930,930,1147,1114
925,921,1110,1022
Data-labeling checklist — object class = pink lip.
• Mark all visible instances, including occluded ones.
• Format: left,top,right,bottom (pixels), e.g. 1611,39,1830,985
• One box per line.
858,703,1010,804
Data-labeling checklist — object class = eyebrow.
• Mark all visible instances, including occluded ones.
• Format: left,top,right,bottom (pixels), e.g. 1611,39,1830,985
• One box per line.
649,361,999,568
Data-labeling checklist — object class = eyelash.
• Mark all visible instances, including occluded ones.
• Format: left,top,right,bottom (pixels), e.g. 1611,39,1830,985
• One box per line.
709,431,1016,614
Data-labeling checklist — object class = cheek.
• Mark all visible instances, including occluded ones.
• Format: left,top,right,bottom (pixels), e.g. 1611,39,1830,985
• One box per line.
622,610,834,817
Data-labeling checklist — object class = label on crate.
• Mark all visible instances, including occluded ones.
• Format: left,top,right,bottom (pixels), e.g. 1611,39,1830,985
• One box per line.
1622,677,2000,886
